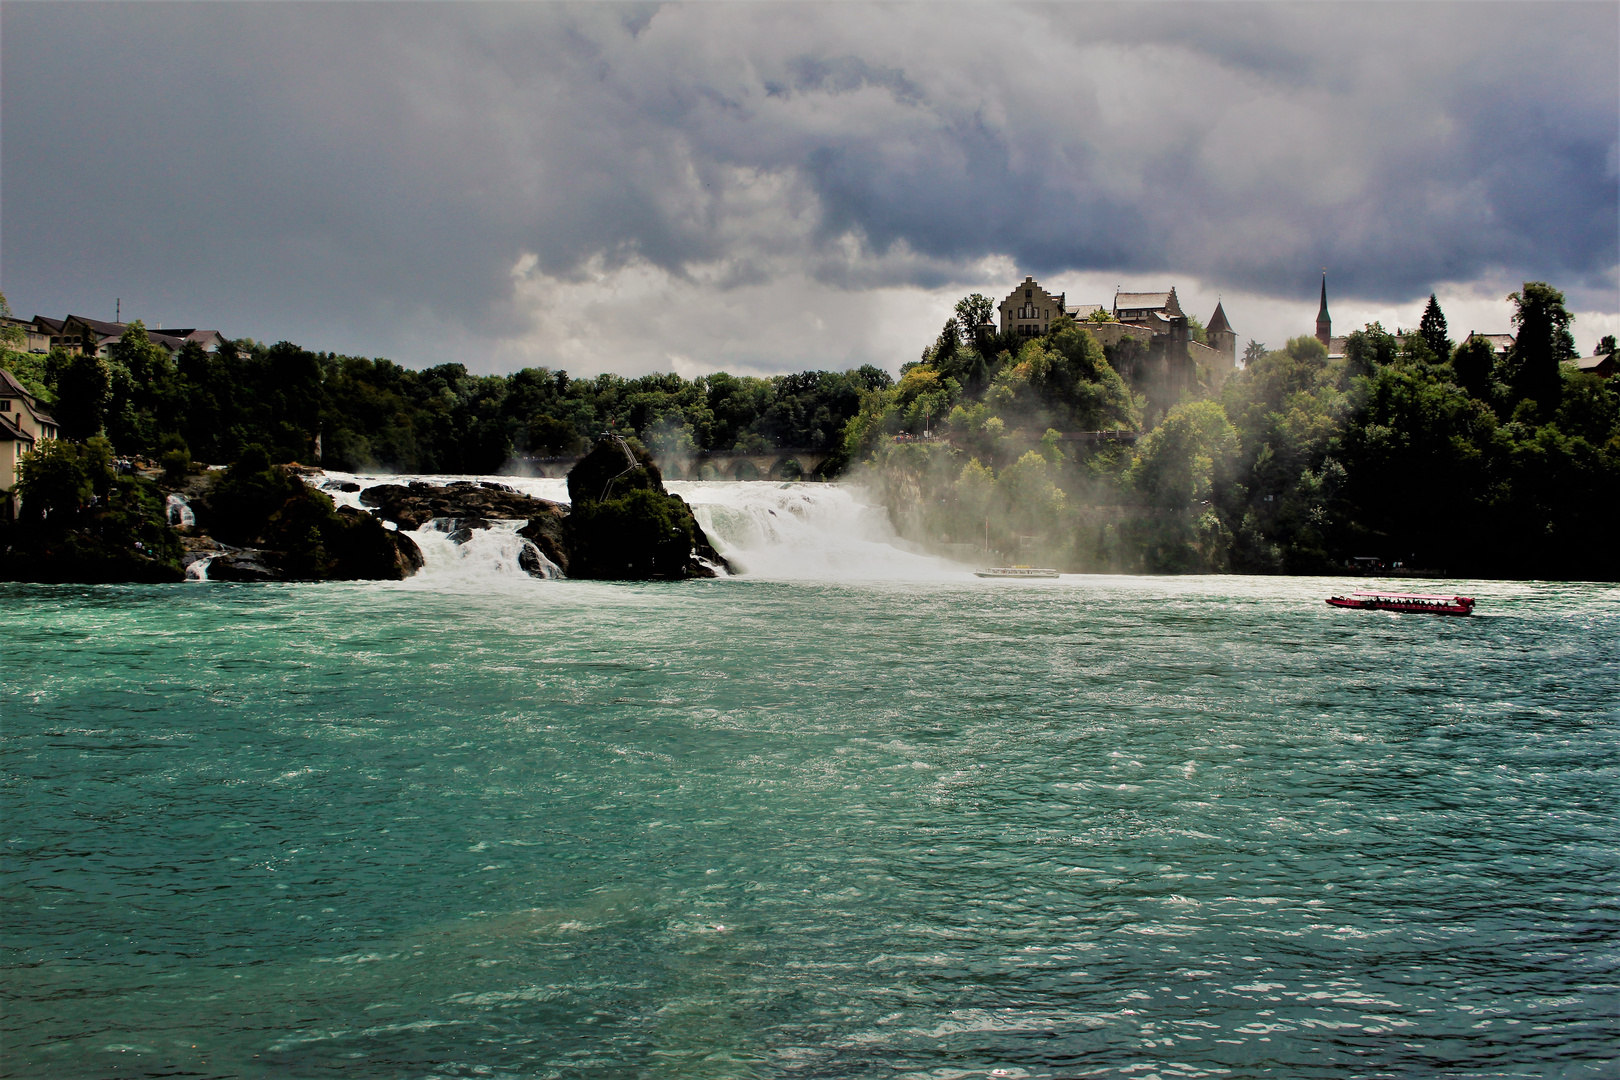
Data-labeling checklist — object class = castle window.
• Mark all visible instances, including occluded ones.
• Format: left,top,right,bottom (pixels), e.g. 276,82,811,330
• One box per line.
1025,290,1032,299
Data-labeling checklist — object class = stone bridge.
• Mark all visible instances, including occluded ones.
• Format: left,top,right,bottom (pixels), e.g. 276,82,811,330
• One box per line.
517,448,835,482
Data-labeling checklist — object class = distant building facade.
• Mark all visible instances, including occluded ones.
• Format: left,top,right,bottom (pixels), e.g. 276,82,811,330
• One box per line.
998,277,1074,338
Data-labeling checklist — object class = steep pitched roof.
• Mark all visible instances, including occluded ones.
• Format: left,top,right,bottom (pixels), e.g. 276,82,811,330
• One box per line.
1114,286,1182,317
32,316,65,333
1571,353,1615,375
148,333,189,352
0,368,37,402
1317,274,1330,322
63,315,129,340
0,411,35,444
1207,301,1232,334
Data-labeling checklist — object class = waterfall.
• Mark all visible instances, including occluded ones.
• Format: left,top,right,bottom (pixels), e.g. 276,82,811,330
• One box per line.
667,481,954,579
166,493,195,527
313,472,963,582
407,518,563,581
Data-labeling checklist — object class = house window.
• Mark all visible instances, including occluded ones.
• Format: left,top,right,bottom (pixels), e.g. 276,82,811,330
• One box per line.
1,400,10,411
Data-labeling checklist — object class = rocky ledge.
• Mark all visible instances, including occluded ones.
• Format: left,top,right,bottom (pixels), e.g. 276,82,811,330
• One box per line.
356,480,564,530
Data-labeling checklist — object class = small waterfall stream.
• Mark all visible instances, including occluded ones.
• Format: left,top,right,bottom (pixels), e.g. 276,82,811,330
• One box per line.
166,493,195,527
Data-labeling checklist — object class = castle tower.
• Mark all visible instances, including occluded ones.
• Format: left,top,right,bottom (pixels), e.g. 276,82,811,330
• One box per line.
1207,301,1236,364
1315,272,1331,347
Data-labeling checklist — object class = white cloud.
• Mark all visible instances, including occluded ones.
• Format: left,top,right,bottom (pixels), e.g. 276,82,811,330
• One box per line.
498,250,966,377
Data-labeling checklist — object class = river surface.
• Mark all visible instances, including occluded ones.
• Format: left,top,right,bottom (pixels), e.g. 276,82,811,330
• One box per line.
2,480,1616,1079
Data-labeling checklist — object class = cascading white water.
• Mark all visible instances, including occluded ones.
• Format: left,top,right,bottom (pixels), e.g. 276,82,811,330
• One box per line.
166,493,195,527
313,472,967,582
409,518,563,581
666,481,954,579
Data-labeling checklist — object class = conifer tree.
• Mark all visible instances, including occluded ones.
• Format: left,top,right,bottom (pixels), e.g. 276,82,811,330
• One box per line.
1419,294,1451,362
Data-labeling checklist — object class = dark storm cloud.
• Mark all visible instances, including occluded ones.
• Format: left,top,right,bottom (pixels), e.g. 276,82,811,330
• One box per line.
2,2,1614,369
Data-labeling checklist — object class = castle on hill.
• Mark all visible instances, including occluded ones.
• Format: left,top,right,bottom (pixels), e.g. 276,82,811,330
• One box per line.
992,276,1238,393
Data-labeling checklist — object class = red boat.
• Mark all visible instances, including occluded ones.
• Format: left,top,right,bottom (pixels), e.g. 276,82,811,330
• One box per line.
1326,591,1476,616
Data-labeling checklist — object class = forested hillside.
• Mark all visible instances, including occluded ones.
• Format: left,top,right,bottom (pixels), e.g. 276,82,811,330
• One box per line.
4,283,1614,579
2,316,889,474
847,284,1616,580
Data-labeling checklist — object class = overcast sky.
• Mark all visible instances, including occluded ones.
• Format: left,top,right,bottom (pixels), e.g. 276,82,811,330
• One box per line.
4,2,1616,376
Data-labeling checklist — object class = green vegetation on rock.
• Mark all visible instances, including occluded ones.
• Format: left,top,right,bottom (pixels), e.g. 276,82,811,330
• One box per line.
562,437,717,579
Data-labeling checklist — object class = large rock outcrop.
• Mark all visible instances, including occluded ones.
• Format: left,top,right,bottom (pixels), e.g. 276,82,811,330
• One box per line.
562,437,729,580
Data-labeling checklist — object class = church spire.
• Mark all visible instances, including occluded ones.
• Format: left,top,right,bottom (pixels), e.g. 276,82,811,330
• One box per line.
1315,271,1331,347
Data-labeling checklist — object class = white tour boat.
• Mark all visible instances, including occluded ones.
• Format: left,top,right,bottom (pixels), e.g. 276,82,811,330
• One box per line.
974,566,1060,579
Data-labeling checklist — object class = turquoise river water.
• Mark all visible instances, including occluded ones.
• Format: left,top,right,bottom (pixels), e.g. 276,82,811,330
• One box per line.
2,482,1616,1079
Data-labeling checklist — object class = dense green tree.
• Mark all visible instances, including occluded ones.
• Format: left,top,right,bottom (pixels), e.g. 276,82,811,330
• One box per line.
52,351,114,441
204,444,308,544
0,292,25,350
954,294,994,339
0,434,182,583
1450,335,1497,401
1129,400,1239,509
1342,324,1395,375
13,437,104,520
1503,282,1576,416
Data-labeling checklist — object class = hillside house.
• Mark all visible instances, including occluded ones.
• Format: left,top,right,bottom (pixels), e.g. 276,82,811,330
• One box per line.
14,315,229,359
1,369,59,508
1462,332,1515,358
1565,349,1616,379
